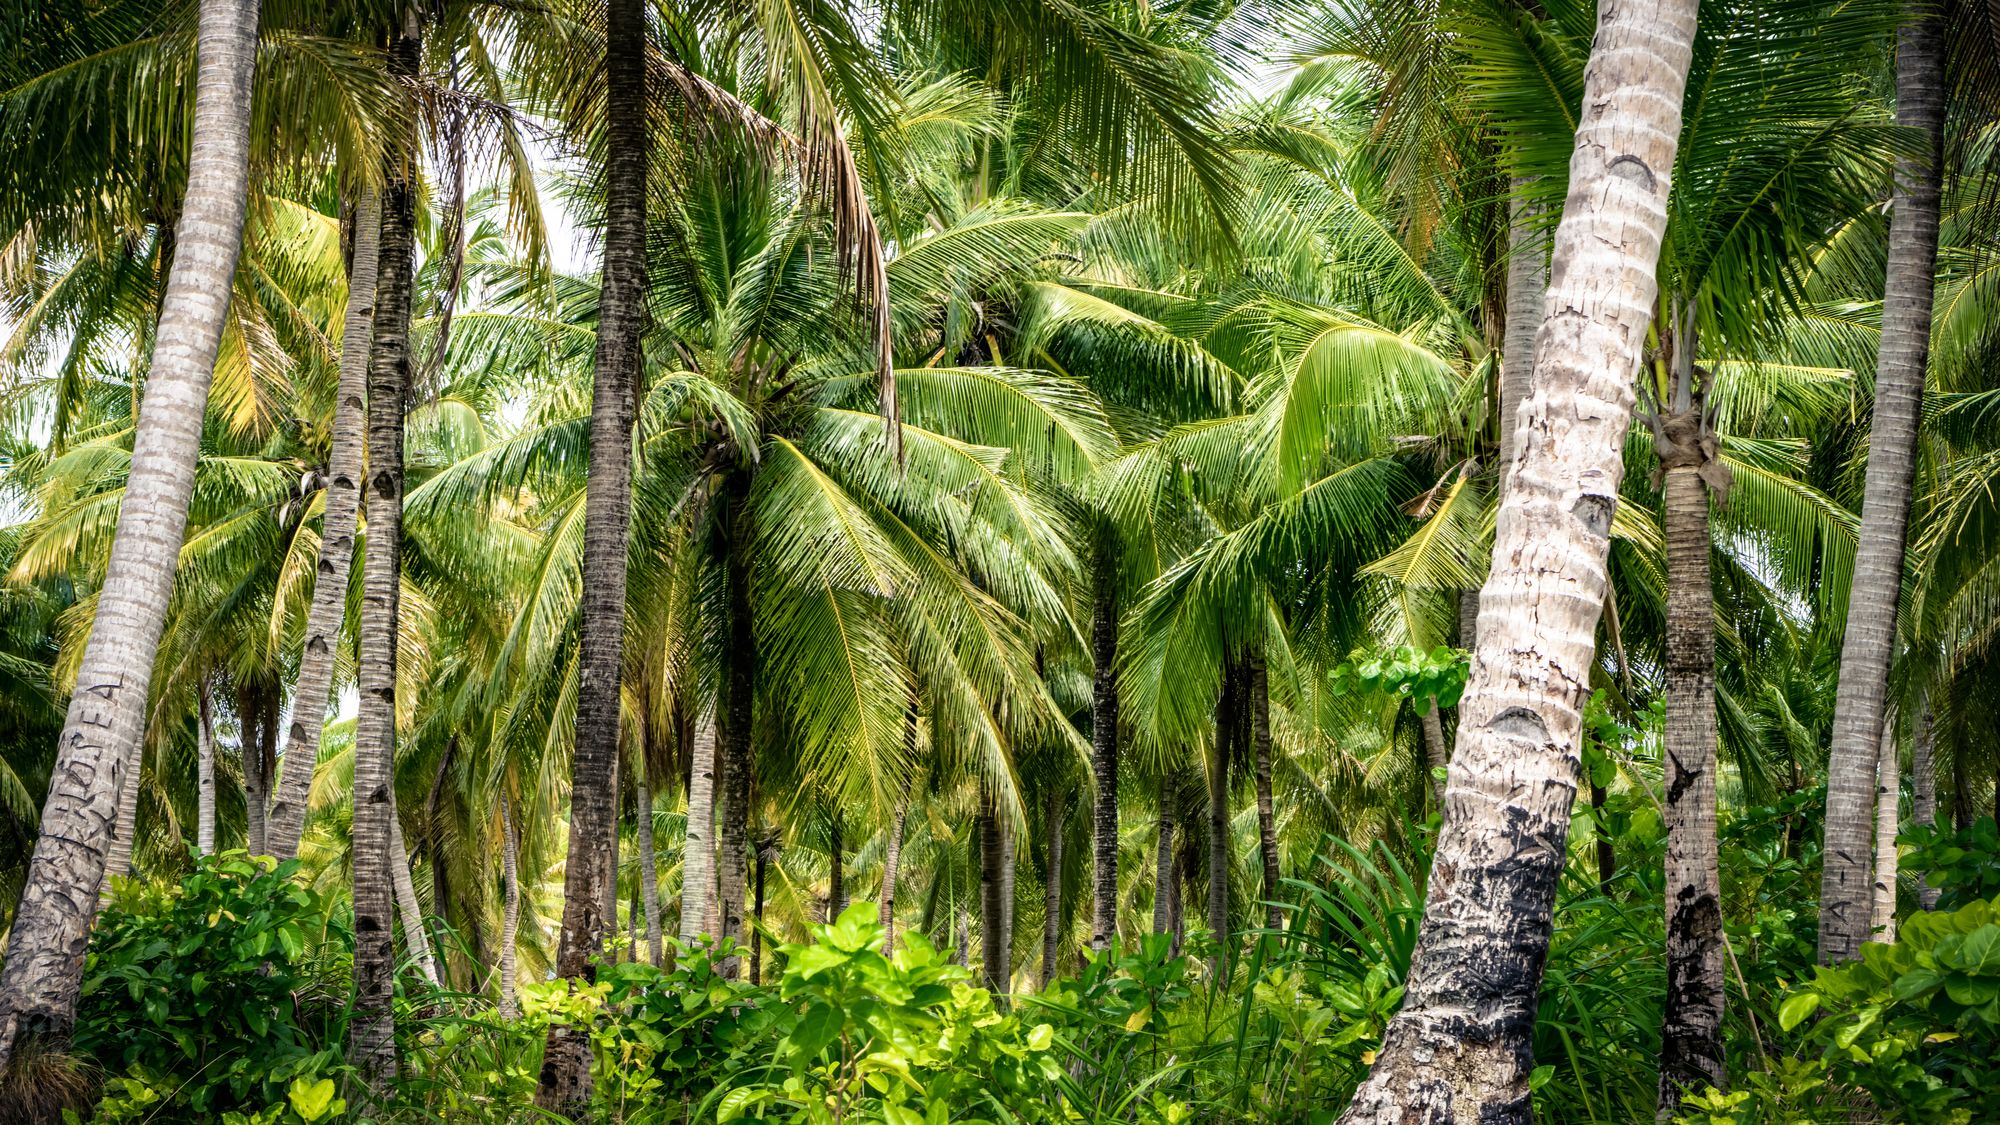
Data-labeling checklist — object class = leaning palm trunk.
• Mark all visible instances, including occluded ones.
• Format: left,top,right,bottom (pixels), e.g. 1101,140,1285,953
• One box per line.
498,798,521,1019
348,74,419,1090
266,185,384,860
679,717,717,943
638,770,662,964
541,0,646,1099
1089,543,1120,951
1336,0,1696,1117
1499,192,1547,487
1657,405,1727,1118
389,814,440,987
1819,1,1946,965
0,0,259,1067
102,736,145,897
1250,655,1279,929
1042,790,1064,988
197,683,217,853
1871,715,1900,942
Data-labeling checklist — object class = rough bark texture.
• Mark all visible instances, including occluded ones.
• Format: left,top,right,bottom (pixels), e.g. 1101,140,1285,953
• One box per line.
249,689,275,854
1250,654,1280,929
1335,1,1695,1117
1500,190,1547,489
999,812,1015,978
679,717,717,943
1871,715,1900,943
1153,779,1176,935
1207,665,1234,976
751,836,771,984
1912,702,1939,910
1820,2,1945,966
979,789,1008,992
539,0,645,1100
638,770,662,964
196,683,216,854
1420,706,1450,808
717,478,757,978
348,60,418,1086
881,803,906,947
1658,459,1725,1118
103,725,145,894
499,798,521,1019
827,812,845,920
1042,788,1064,988
389,812,440,986
266,185,382,860
1089,542,1119,951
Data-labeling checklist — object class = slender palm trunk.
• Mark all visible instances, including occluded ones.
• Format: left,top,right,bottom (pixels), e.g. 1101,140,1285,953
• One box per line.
103,728,145,894
1336,1,1695,1116
717,488,756,978
637,769,662,964
1250,655,1279,929
881,803,906,947
197,683,217,854
1820,2,1946,965
266,186,382,859
1871,715,1900,942
539,0,645,1100
1499,192,1547,489
1207,663,1234,976
1000,813,1015,971
1089,539,1120,952
1042,789,1064,989
1153,778,1175,934
828,812,845,920
750,838,770,985
1658,456,1725,1118
1419,706,1449,807
979,787,1007,993
498,798,521,1019
601,751,623,944
0,1,261,1057
389,812,439,987
679,716,717,943
244,685,268,856
348,42,419,1083
1913,702,1939,910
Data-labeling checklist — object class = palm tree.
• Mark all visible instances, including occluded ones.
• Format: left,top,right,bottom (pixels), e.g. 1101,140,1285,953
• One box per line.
538,0,649,1105
1820,1,1949,965
0,0,260,1068
1337,0,1700,1117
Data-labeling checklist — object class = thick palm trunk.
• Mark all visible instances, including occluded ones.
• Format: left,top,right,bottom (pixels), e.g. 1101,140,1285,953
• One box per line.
266,186,383,859
679,717,717,943
979,787,1007,992
1250,655,1279,929
539,0,646,1101
498,798,521,1019
880,803,906,947
197,683,217,853
1042,790,1064,988
1658,461,1725,1118
1912,702,1939,910
1089,541,1119,951
1336,1,1695,1117
637,769,662,964
1871,715,1900,942
0,2,261,1054
1819,2,1946,965
348,62,419,1087
1153,778,1175,934
389,812,440,987
717,483,757,978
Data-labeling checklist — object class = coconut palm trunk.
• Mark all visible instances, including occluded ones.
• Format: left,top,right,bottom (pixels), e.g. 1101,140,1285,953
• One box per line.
540,0,646,1100
347,41,421,1081
1871,713,1900,942
979,786,1007,992
197,682,217,853
1250,654,1279,929
1419,706,1449,807
1335,0,1696,1117
498,797,521,1019
1912,701,1939,910
1206,663,1234,975
0,0,259,1067
717,481,757,978
248,688,275,854
1819,1,1947,965
680,715,717,943
881,802,906,945
637,767,662,964
265,184,383,860
827,811,845,920
1153,778,1175,935
388,812,439,987
1042,789,1064,988
1656,377,1727,1118
1499,193,1546,486
102,730,146,894
1089,538,1120,952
